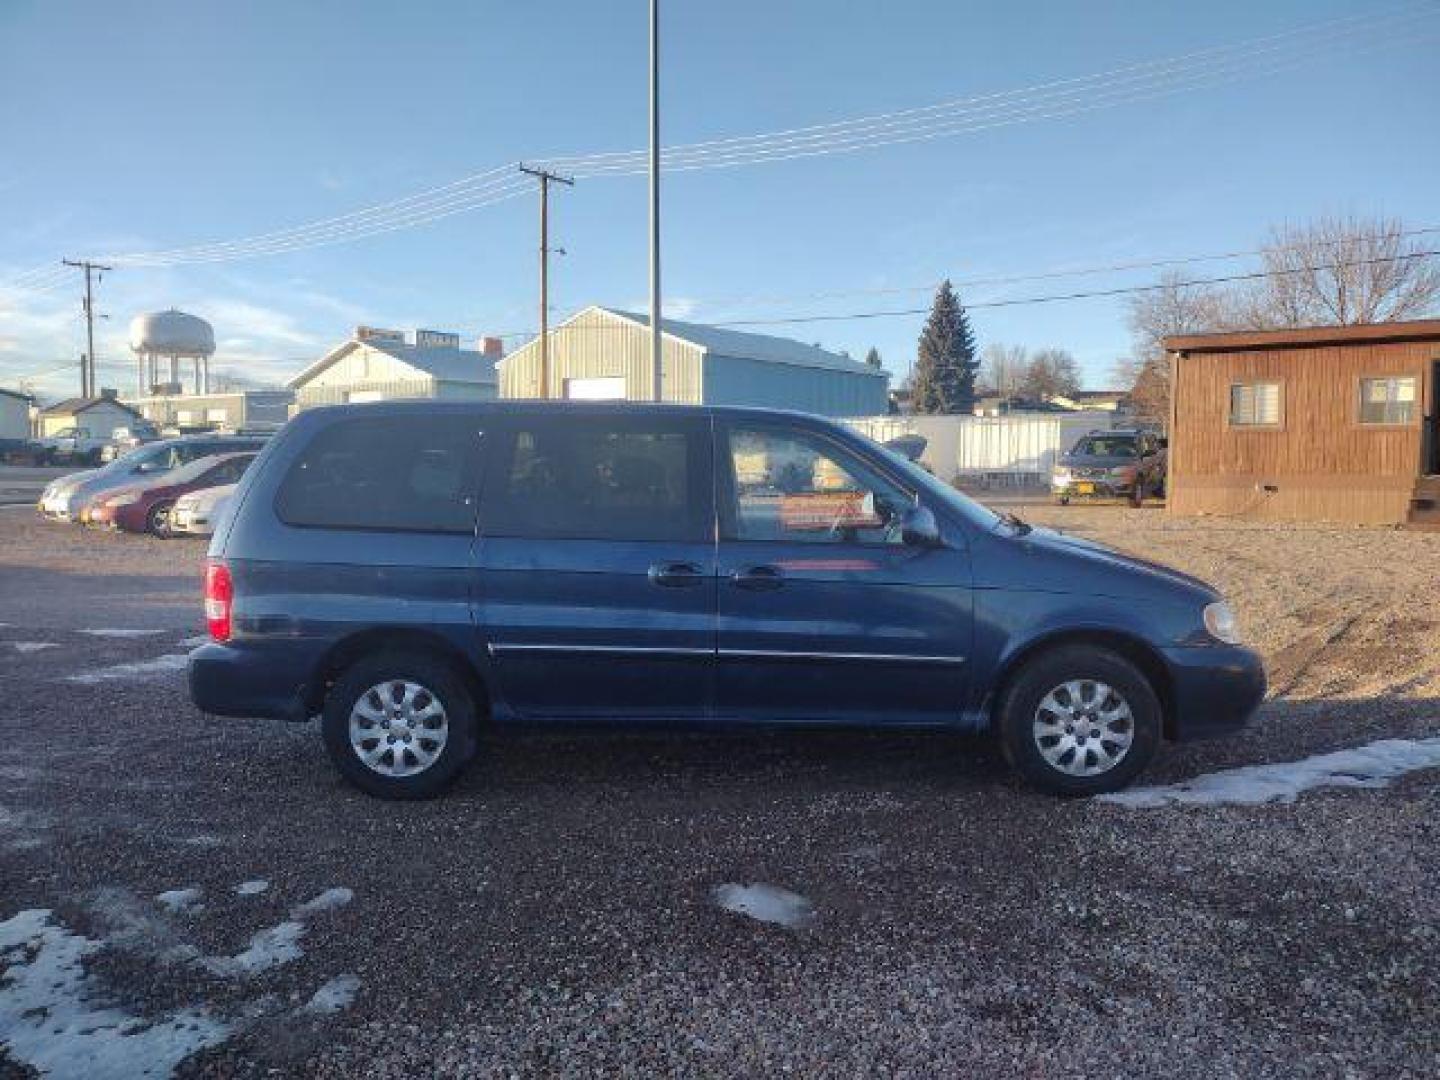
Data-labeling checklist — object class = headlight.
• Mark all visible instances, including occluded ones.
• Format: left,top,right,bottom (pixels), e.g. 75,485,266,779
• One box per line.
1052,467,1071,483
1203,601,1241,645
1110,464,1139,478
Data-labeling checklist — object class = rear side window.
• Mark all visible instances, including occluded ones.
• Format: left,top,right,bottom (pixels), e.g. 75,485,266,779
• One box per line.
275,415,482,533
485,418,705,541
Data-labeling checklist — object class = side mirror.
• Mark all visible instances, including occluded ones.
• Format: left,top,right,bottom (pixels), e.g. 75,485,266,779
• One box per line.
901,504,942,548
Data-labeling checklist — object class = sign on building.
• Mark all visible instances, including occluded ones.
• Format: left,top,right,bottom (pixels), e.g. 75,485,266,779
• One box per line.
356,326,406,345
414,329,461,349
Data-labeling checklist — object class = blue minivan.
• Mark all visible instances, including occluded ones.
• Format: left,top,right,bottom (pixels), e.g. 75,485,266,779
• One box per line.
189,402,1264,799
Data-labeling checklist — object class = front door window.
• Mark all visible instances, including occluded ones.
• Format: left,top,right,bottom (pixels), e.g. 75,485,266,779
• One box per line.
727,428,911,546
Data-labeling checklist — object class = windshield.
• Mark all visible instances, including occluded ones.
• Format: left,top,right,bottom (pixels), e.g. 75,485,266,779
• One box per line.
1072,436,1137,458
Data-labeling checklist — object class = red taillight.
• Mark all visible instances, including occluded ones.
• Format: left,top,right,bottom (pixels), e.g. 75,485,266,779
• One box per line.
204,560,233,643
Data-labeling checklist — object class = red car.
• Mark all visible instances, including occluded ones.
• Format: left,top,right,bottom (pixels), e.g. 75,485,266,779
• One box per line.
88,452,256,535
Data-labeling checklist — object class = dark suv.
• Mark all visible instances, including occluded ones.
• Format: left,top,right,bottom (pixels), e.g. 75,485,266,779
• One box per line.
1052,429,1164,504
189,403,1264,799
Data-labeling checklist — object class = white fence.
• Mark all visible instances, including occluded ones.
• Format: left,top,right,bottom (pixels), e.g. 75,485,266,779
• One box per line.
849,411,1116,488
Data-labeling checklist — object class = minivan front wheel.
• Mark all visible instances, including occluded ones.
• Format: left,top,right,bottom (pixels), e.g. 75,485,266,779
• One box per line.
997,645,1160,796
321,651,476,799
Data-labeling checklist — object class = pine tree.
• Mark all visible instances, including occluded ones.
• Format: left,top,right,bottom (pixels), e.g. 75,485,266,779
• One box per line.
864,346,883,369
911,280,978,414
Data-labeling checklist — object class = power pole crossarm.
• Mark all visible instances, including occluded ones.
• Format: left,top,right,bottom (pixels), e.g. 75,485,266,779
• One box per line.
518,165,573,400
62,259,113,399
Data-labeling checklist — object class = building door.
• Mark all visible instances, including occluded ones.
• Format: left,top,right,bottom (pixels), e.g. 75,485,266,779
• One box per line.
1428,360,1440,475
713,420,972,726
475,412,716,720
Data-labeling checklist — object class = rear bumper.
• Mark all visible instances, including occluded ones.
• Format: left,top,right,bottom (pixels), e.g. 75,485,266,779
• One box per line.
188,641,320,721
1159,644,1266,741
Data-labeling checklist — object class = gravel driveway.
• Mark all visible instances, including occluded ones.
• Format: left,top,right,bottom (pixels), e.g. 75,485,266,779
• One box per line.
0,506,1436,1077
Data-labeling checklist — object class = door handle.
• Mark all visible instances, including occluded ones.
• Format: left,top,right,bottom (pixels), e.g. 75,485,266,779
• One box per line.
730,564,785,590
648,561,705,587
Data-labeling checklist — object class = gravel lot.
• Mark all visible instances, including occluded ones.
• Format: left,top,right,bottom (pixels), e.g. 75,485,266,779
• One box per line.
1,501,1437,1077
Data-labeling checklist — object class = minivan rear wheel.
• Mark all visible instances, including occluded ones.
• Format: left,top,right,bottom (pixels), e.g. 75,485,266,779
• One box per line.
996,645,1160,796
321,650,476,799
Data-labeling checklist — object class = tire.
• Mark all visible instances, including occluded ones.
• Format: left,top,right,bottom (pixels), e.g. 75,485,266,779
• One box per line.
1057,496,1070,506
146,501,174,536
996,645,1161,796
321,650,477,799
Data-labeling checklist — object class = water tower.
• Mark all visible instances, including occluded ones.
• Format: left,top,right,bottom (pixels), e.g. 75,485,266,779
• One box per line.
129,309,216,396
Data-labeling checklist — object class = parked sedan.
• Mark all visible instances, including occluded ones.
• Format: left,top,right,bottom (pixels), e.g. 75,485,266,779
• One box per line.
39,434,266,523
169,482,237,536
88,452,255,534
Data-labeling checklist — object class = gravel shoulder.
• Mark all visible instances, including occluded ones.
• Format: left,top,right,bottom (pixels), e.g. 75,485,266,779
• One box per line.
1,507,1437,1077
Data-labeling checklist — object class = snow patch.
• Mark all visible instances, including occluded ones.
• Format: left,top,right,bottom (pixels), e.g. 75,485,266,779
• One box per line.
291,887,353,918
66,654,189,684
235,879,269,896
1102,737,1440,808
301,974,361,1016
10,641,58,653
0,908,230,1078
178,634,211,647
200,887,352,978
712,883,817,929
203,922,306,977
155,888,203,914
81,628,166,638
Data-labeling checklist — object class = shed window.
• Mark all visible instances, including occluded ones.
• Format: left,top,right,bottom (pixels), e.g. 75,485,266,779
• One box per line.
1229,382,1282,427
1357,376,1417,425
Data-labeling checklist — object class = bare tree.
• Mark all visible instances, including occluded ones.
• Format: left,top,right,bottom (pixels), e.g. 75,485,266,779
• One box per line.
1234,214,1440,327
979,343,1027,397
1019,347,1081,399
1121,271,1229,426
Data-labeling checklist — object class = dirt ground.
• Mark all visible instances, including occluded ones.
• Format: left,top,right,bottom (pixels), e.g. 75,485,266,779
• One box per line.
1,503,1438,1078
1020,503,1440,707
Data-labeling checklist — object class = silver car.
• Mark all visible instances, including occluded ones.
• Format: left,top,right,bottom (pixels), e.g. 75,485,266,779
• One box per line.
169,482,237,536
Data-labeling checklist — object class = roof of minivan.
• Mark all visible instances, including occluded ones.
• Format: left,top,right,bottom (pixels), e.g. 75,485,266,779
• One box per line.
295,400,832,424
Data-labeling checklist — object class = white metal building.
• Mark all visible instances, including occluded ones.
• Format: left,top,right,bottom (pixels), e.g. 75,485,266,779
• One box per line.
0,388,33,440
127,389,294,431
36,392,142,439
290,327,502,412
499,306,889,418
850,410,1117,487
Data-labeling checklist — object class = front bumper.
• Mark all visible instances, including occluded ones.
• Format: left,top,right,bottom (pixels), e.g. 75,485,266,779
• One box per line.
1052,477,1136,499
171,507,213,535
1159,644,1267,741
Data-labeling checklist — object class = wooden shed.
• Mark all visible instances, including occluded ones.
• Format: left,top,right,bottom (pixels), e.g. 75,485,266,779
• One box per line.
1165,320,1440,525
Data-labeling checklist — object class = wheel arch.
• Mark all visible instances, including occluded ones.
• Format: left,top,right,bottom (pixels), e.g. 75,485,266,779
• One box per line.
987,628,1176,740
305,626,492,721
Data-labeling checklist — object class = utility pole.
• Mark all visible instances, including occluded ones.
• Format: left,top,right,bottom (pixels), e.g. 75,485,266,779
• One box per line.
518,164,573,399
62,259,112,398
648,0,663,401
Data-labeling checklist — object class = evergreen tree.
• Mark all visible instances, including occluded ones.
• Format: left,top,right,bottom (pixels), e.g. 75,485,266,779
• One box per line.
911,280,978,414
864,346,883,369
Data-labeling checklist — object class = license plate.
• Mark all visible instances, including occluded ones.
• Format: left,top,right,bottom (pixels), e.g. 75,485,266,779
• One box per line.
1076,482,1094,494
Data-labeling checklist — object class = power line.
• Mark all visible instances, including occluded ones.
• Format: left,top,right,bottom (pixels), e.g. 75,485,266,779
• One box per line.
467,247,1440,340
703,250,1440,328
0,3,1422,280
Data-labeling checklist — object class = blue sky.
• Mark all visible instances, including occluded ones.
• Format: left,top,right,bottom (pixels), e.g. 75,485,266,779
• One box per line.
1,0,1437,400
